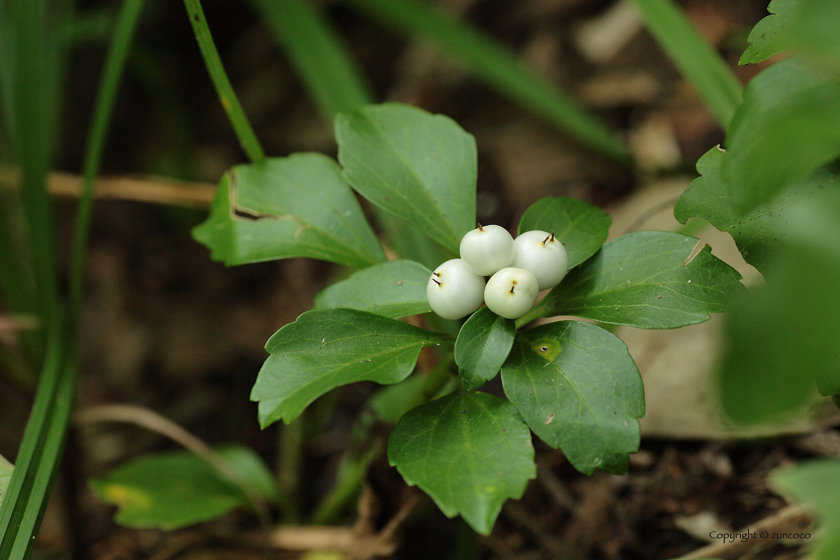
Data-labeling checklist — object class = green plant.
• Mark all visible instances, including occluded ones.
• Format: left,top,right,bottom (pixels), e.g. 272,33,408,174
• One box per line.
672,1,840,557
183,101,742,535
6,0,643,546
0,0,145,557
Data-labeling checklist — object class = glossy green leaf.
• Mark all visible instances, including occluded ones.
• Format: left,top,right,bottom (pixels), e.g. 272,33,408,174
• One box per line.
342,0,630,162
628,0,742,128
388,391,536,535
719,193,840,424
454,307,515,390
739,0,797,65
501,321,643,475
725,56,840,210
517,196,611,270
0,455,12,508
541,231,745,328
771,460,840,560
252,308,448,427
336,103,477,253
90,446,272,529
675,146,838,277
192,154,386,268
314,260,432,319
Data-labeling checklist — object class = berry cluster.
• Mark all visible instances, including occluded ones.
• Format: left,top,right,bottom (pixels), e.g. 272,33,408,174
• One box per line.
427,224,568,320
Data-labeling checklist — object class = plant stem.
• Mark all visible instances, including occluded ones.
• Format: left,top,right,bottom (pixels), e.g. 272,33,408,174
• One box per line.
69,0,146,335
514,297,551,329
309,442,382,525
182,0,265,163
276,417,304,523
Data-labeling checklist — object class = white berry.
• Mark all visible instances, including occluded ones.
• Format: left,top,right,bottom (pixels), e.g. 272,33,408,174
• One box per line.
512,230,568,290
427,259,486,320
459,224,514,276
484,267,539,319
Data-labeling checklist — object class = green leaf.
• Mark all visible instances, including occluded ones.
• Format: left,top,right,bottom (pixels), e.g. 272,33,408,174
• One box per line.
0,455,12,508
314,260,432,319
517,196,611,270
739,0,797,65
628,0,742,128
336,103,476,253
248,0,372,123
218,445,279,505
541,231,745,329
0,328,75,560
378,211,456,271
725,56,840,210
342,0,630,162
388,391,536,535
454,307,515,390
719,193,840,424
787,0,840,62
90,446,271,530
369,375,430,424
252,308,448,427
771,460,840,560
501,321,643,475
675,146,838,276
192,154,386,268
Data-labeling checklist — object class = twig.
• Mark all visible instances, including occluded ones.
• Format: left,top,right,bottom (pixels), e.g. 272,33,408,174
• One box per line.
264,489,419,559
1,167,216,207
676,503,813,559
0,314,41,337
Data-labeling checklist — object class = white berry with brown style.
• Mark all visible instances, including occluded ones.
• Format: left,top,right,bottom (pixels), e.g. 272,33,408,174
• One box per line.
426,259,486,320
512,230,568,290
459,224,515,276
484,267,539,320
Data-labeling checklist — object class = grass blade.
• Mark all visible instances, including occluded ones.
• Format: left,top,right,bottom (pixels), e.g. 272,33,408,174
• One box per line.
1,0,145,555
5,0,63,340
627,0,742,129
182,0,265,163
344,0,630,163
69,0,146,328
248,0,373,121
0,323,74,560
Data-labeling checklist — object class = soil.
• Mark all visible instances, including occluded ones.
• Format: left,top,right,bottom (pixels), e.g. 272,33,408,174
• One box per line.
2,0,836,558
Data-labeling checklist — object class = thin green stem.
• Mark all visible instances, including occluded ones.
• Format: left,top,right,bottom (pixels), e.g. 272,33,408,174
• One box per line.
182,0,265,163
69,0,146,334
0,317,73,559
309,442,382,525
276,417,304,523
514,297,551,329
